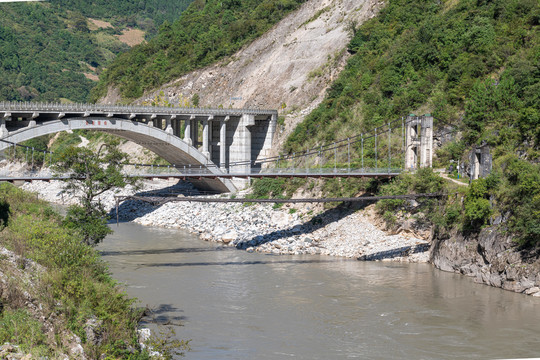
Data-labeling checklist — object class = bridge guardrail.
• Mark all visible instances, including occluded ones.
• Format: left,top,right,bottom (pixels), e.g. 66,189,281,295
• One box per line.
0,163,402,180
0,101,278,117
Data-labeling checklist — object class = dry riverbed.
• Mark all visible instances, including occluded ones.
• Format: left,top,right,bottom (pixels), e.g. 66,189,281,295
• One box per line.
21,179,429,262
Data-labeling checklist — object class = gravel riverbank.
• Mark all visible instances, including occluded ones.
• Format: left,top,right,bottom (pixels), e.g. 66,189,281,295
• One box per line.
21,179,429,262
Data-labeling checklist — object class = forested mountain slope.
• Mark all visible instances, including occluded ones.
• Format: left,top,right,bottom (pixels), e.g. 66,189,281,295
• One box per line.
0,0,192,103
52,0,192,34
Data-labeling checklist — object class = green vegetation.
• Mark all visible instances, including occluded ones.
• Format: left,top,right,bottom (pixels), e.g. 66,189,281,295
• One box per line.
51,0,193,35
376,168,447,228
53,142,139,245
0,0,192,103
249,177,372,209
0,2,103,102
0,310,49,356
489,155,540,247
92,0,307,100
376,163,540,248
249,178,304,200
286,0,540,154
0,183,148,357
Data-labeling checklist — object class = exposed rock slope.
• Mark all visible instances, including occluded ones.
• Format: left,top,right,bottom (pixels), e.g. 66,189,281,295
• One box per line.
431,228,540,296
101,0,383,152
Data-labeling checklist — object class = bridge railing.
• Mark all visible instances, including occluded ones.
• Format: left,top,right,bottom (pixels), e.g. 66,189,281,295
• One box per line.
0,101,278,116
120,164,402,177
0,162,403,180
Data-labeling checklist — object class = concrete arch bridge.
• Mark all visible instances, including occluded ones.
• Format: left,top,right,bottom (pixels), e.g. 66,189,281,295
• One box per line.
0,102,278,192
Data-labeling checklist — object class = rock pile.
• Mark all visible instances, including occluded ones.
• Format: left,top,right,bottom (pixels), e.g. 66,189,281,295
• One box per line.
21,179,429,261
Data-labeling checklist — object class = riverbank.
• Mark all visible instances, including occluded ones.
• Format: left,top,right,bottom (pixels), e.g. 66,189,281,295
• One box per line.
21,179,430,262
0,183,156,358
431,228,540,297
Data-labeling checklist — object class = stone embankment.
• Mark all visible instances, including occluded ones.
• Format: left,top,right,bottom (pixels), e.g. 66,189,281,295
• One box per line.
21,179,429,262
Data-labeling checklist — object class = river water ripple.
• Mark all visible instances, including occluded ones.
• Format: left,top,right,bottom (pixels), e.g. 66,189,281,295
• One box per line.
98,222,540,359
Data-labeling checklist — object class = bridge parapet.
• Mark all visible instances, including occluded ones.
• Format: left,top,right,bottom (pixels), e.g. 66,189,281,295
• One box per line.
0,101,278,117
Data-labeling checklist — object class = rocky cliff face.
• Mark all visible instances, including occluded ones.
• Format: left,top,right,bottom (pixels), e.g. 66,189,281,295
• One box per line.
430,227,540,296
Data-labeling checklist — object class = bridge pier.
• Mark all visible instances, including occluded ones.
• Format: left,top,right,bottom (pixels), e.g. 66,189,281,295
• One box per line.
229,114,254,181
165,116,174,134
184,116,193,145
219,116,229,171
202,116,211,160
0,118,8,138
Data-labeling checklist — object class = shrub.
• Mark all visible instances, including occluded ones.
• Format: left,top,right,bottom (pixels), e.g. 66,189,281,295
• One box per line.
463,178,492,229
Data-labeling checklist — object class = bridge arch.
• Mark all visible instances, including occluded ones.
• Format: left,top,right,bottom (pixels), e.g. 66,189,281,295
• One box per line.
0,117,236,193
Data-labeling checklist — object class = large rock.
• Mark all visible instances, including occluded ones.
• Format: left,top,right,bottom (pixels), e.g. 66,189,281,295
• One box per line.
222,231,238,244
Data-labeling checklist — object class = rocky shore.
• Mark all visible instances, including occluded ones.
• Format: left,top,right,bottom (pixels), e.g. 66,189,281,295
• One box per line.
431,228,540,297
21,178,429,262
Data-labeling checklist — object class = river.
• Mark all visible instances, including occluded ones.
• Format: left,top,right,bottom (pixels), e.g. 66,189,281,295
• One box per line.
98,222,540,359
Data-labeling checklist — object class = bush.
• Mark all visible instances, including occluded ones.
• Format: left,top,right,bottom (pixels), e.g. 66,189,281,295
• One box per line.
495,155,540,247
463,178,492,229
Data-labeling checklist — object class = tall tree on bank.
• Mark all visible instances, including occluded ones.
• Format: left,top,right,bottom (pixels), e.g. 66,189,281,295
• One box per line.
53,141,139,245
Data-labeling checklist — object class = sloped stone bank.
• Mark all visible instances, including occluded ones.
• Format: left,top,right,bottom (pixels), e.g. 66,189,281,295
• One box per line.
21,179,428,261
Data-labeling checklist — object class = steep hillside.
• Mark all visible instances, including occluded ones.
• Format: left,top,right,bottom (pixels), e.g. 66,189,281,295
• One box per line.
52,0,193,35
92,0,313,101
286,0,540,154
0,0,192,103
99,0,383,153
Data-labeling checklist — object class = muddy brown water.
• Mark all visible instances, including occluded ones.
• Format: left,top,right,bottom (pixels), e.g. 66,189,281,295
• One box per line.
98,222,540,359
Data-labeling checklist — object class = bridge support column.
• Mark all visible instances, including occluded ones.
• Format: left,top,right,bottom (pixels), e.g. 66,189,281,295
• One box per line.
0,118,8,138
420,114,433,168
165,116,174,134
202,117,211,159
193,118,199,147
260,113,277,160
208,116,213,159
230,114,254,176
184,116,193,145
220,116,229,170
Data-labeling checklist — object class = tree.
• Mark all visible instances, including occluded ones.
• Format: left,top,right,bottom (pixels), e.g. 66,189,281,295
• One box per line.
53,141,139,245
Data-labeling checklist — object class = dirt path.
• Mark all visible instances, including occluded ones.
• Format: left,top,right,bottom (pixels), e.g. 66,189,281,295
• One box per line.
440,173,469,186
